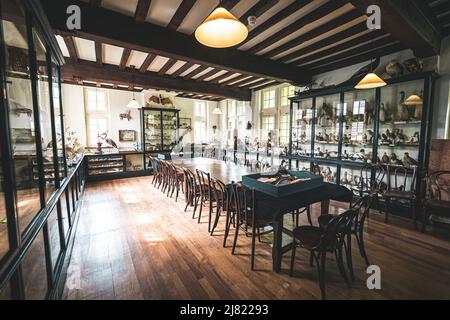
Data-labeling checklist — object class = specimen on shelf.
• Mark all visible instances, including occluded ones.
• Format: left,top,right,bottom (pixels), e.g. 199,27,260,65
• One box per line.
403,152,419,167
396,91,410,121
386,60,404,77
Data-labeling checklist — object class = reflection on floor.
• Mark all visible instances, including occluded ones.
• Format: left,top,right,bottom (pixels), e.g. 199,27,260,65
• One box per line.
63,177,450,300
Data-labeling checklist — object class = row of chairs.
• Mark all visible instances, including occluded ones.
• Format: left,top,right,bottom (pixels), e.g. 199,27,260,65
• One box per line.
149,156,374,299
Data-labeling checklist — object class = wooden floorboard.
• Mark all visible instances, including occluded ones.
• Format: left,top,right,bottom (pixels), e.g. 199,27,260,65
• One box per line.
63,177,450,300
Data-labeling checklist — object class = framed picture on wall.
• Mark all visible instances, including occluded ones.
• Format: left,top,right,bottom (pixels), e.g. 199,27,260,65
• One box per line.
179,117,191,129
119,130,136,142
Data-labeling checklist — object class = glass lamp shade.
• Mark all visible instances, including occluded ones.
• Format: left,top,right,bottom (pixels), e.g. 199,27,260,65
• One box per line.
404,94,423,105
355,73,387,90
212,106,223,115
195,7,248,48
126,99,141,109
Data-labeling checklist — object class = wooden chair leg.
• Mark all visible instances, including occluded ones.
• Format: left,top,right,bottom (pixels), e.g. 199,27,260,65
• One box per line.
231,223,240,255
356,229,370,266
251,224,257,270
223,208,231,247
319,252,327,300
345,233,354,281
289,244,297,276
307,206,312,226
385,197,390,224
336,246,351,288
411,200,417,230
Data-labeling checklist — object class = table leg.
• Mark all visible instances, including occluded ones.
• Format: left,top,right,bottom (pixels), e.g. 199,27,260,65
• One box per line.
272,215,283,273
321,199,330,215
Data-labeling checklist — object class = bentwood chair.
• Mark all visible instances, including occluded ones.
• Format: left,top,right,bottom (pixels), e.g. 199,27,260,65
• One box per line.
231,183,273,270
383,165,418,227
422,171,450,232
351,164,386,198
290,209,357,300
318,195,373,279
210,178,229,236
168,163,185,201
196,169,216,232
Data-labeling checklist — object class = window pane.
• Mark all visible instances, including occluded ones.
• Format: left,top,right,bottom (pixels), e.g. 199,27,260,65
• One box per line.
48,206,61,271
34,30,56,203
21,230,48,299
52,65,65,181
2,0,42,235
0,138,8,260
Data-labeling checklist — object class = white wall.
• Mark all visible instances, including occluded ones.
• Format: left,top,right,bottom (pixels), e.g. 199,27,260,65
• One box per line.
62,84,143,150
61,84,220,150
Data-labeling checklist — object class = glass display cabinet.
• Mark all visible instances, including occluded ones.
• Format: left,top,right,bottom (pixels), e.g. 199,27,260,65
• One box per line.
142,107,180,157
0,0,86,300
288,72,436,213
314,94,341,160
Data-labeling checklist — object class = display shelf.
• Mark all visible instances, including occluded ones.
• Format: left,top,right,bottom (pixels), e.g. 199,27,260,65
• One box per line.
287,72,436,214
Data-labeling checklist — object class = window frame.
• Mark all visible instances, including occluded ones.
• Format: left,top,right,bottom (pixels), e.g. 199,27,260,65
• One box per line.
84,88,110,147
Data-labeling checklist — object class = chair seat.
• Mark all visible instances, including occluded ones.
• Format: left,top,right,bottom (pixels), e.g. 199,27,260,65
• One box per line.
318,214,351,233
293,226,326,250
384,190,416,200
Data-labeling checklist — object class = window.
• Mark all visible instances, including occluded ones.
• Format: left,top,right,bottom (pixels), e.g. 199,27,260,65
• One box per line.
194,101,207,143
280,86,296,106
261,115,275,139
195,101,206,117
353,100,366,115
263,90,276,109
84,88,109,146
279,114,290,144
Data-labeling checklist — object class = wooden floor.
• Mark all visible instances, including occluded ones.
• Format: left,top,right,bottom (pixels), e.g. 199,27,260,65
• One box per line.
63,176,450,300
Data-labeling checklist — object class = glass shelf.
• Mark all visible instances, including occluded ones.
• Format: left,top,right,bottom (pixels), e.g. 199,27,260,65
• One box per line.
378,79,423,167
314,94,341,159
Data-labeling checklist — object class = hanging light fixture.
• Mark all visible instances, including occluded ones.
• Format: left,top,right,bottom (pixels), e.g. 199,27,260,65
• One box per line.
195,5,248,48
212,106,223,115
126,91,141,109
355,72,387,90
404,94,423,105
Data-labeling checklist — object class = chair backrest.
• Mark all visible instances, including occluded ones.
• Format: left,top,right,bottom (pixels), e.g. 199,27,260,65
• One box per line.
212,178,228,205
350,195,373,229
357,164,386,194
196,169,212,191
427,171,450,201
232,183,256,227
319,209,357,250
386,165,417,193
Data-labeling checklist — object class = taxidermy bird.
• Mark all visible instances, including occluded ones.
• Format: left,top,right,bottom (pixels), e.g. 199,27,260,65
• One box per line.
342,150,349,160
99,132,118,149
379,103,387,122
403,152,418,167
403,57,423,74
341,171,350,185
386,60,404,77
397,91,409,121
390,153,403,166
381,152,390,164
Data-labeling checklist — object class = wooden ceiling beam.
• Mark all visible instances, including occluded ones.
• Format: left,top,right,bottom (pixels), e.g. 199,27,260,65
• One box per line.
119,48,131,70
209,71,235,84
63,36,78,63
183,65,209,80
295,31,388,66
220,74,253,86
95,42,102,65
244,0,312,43
167,0,196,30
90,0,102,6
349,0,441,57
171,62,195,78
303,37,398,69
262,9,362,59
63,79,142,92
158,58,177,75
139,53,157,72
195,69,221,82
310,42,405,75
134,0,152,22
240,0,279,23
279,22,368,63
43,0,311,85
240,79,273,88
61,60,252,100
251,81,282,92
247,0,348,54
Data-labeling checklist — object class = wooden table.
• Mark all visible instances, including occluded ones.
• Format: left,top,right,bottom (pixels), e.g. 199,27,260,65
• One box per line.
170,157,352,273
172,158,253,185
